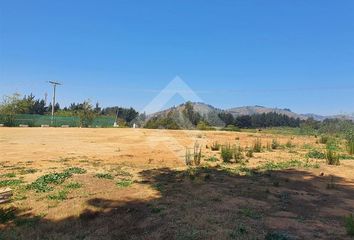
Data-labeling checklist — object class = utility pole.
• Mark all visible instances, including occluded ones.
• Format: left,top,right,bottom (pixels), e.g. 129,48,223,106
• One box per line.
49,81,62,125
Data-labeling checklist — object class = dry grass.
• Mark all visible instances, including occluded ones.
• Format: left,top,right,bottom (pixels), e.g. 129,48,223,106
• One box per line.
0,128,353,239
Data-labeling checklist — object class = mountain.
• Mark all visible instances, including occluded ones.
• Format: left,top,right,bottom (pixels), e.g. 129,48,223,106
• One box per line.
148,102,353,123
227,106,307,120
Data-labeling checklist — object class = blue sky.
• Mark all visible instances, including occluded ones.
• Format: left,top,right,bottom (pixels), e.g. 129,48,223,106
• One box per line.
0,0,353,115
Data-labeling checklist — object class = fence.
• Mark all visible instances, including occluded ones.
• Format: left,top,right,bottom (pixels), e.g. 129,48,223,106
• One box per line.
0,114,116,127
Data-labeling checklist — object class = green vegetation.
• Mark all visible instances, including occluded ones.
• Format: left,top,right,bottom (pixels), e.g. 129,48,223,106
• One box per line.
0,179,23,187
258,160,319,171
210,141,221,151
116,179,133,188
271,139,280,149
221,144,244,163
47,190,69,201
28,168,86,193
95,173,114,180
326,144,340,166
205,156,218,162
64,167,87,175
0,173,16,178
345,214,354,236
253,138,262,153
346,130,354,155
185,142,202,166
0,208,16,224
65,182,82,189
306,149,326,159
265,231,291,240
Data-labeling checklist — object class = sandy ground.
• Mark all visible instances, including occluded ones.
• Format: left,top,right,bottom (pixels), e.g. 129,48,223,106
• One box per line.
0,128,354,239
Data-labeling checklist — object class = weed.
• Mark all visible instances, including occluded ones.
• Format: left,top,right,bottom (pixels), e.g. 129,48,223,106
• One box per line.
47,190,69,201
253,138,262,153
230,225,248,238
0,208,16,224
0,173,16,178
239,208,262,219
185,143,202,166
285,140,295,148
19,168,37,175
306,149,326,159
28,170,75,193
319,135,330,144
265,231,292,240
221,144,234,163
326,146,340,165
205,156,218,162
326,176,336,189
210,141,220,151
271,139,280,149
0,179,23,187
95,173,114,180
345,214,354,236
65,182,82,189
246,148,254,158
64,167,87,175
116,179,133,188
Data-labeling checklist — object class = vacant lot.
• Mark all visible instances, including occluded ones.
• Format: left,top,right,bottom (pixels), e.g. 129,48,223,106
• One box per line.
0,128,354,239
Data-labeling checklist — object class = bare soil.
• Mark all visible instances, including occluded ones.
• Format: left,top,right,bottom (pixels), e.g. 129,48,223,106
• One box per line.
0,128,353,239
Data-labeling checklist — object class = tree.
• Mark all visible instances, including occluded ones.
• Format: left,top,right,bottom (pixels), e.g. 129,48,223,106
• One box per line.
77,101,96,127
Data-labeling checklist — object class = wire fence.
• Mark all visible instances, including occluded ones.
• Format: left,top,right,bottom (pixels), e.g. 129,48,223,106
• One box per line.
0,114,116,127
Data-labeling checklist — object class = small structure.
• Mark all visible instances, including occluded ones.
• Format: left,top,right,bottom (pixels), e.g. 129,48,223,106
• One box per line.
0,124,4,127
19,124,29,128
0,188,13,204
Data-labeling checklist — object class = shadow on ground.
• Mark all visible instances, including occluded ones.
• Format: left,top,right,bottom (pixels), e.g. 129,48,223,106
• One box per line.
1,167,354,240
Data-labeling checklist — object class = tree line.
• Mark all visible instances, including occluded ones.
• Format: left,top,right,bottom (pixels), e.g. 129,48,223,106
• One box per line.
0,93,141,127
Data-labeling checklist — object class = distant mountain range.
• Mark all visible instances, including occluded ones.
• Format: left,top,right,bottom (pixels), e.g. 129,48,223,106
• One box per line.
149,102,354,122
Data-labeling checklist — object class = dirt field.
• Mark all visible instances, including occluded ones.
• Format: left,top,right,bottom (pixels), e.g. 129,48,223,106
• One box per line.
0,128,354,239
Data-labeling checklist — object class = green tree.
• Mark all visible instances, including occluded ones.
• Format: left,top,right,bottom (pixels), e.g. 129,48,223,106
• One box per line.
77,101,96,127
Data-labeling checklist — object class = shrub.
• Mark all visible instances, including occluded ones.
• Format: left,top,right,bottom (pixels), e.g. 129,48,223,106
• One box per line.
306,149,326,159
326,147,340,165
253,138,262,153
210,142,221,151
285,140,295,148
319,135,329,144
271,139,280,149
221,144,234,163
233,145,244,163
346,130,354,155
346,214,354,236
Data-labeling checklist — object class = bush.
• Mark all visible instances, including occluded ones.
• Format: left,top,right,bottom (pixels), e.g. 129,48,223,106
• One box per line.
271,139,280,149
346,214,354,236
319,135,330,144
253,138,262,153
306,149,326,159
346,130,354,155
221,144,234,163
326,146,340,165
221,144,244,163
